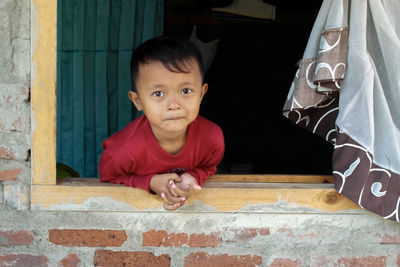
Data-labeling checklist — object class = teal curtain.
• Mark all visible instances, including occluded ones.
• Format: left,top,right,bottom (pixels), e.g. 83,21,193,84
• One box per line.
57,0,164,177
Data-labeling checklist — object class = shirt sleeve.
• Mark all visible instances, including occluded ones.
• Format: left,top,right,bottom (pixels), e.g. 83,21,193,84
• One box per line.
186,128,225,186
99,150,154,193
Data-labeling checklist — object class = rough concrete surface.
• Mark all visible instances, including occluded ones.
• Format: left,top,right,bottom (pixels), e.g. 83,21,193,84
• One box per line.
0,0,30,84
0,184,3,205
0,84,30,132
0,0,31,212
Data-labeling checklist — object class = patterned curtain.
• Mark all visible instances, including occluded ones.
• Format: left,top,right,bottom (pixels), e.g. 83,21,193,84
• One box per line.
283,0,400,221
57,0,164,177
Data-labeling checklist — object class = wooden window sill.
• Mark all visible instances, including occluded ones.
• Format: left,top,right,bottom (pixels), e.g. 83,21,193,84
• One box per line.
31,175,361,213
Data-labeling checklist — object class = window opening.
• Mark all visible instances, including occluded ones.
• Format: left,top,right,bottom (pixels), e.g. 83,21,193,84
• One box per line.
164,0,331,175
55,0,331,178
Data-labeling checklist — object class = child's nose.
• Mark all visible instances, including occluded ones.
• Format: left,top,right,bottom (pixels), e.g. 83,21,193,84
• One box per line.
167,95,181,111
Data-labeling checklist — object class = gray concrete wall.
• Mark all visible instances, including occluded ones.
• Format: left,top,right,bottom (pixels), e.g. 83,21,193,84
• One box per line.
0,0,31,210
1,1,400,266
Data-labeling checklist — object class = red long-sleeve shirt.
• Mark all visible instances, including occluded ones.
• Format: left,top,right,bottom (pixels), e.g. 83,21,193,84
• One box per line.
99,115,225,192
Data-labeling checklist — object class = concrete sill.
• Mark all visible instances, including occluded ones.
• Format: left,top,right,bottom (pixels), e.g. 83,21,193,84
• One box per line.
31,175,361,213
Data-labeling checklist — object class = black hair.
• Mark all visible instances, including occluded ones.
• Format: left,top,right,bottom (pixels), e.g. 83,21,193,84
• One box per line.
130,35,204,92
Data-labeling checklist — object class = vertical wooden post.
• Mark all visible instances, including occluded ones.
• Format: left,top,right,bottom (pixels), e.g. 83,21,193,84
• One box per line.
31,0,57,184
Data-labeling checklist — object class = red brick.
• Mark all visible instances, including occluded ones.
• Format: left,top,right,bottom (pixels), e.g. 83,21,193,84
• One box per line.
338,256,386,267
313,255,386,267
94,250,170,267
60,253,80,267
184,252,262,267
188,233,221,247
0,254,48,267
312,255,332,267
270,258,301,267
49,229,127,247
142,230,221,247
376,231,400,244
0,229,34,245
0,168,21,181
227,228,270,242
0,147,15,160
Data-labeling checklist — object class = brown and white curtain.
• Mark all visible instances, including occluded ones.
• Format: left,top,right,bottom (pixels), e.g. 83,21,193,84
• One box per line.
283,0,400,221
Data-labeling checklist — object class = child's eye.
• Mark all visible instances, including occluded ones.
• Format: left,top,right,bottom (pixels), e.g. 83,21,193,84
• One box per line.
152,91,164,97
181,88,192,95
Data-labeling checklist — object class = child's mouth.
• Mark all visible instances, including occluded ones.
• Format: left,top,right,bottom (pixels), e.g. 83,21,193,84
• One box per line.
167,116,184,121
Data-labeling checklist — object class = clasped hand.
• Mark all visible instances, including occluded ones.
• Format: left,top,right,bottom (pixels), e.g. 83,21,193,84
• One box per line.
149,172,201,210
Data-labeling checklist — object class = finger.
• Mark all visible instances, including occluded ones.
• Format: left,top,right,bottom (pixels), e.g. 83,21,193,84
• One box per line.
161,192,174,205
191,183,202,191
166,192,185,203
180,198,187,206
163,191,185,204
168,180,179,197
172,182,190,194
170,174,183,183
163,201,175,211
171,185,191,198
163,201,181,211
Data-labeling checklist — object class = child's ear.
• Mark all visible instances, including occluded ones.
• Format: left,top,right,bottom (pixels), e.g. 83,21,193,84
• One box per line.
200,83,208,100
128,91,143,111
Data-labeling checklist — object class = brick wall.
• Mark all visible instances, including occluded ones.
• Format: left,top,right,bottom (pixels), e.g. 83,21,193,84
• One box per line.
1,211,400,266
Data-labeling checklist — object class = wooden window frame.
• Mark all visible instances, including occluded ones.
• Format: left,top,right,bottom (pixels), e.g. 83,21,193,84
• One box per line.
30,0,359,213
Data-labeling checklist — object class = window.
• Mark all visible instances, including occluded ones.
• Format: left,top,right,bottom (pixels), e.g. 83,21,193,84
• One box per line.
31,0,359,213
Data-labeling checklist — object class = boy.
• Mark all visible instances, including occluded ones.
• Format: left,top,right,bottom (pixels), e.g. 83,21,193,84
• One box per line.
99,36,225,210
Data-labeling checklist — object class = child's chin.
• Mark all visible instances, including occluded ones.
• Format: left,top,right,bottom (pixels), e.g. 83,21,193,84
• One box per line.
162,121,188,131
164,125,187,133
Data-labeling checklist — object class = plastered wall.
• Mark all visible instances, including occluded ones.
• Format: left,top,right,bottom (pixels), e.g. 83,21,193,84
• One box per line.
0,0,31,210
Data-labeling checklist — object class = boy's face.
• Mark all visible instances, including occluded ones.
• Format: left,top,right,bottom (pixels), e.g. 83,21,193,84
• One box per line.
128,59,207,139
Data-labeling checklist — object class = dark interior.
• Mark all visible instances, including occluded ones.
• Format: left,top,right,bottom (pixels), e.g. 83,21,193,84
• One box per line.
164,0,332,174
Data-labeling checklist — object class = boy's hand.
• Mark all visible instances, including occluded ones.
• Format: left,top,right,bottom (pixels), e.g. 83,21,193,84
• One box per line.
150,173,186,211
169,172,201,198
